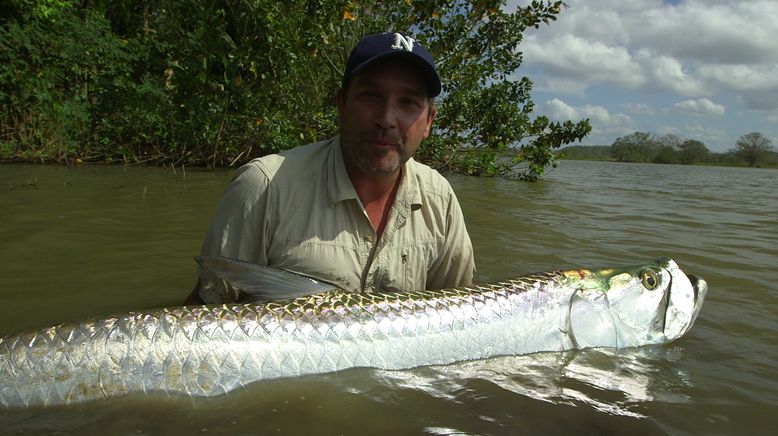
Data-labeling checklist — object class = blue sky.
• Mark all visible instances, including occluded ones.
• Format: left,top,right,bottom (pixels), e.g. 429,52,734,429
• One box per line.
512,0,778,152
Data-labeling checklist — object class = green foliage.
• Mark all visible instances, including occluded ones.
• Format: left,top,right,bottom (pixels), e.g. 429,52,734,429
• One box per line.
651,134,680,164
0,7,127,162
4,0,73,21
610,132,658,163
606,130,777,168
1,0,590,180
557,145,612,160
678,139,709,164
734,132,774,167
610,132,696,165
652,145,680,164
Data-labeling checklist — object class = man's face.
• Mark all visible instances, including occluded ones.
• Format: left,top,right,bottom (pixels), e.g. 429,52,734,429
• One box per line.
338,59,436,178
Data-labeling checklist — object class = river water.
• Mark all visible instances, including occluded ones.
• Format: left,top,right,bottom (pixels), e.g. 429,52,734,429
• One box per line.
0,160,776,434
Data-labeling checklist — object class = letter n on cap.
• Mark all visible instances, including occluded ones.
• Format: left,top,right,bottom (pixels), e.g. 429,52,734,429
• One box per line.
391,33,415,52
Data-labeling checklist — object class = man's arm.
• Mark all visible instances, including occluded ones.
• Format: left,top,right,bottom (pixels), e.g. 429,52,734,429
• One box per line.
184,279,205,305
184,162,273,304
426,188,475,289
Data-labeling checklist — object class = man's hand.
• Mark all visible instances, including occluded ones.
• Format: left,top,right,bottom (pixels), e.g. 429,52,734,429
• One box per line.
184,279,205,305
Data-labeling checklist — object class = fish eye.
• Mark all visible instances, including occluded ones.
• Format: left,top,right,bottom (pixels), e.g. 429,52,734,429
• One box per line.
640,269,659,290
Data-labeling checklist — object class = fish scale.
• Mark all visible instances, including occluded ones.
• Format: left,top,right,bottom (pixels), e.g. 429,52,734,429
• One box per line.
0,257,706,408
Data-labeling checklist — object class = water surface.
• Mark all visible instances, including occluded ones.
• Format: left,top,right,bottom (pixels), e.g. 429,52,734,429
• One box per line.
1,161,776,434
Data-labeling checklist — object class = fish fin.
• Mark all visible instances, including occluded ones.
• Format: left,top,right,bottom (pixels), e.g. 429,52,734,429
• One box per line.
196,256,342,303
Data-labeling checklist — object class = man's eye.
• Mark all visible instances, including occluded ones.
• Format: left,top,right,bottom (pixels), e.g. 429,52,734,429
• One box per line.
358,92,380,100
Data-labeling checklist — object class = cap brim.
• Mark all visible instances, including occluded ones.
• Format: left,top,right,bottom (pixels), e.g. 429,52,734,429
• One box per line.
345,51,442,97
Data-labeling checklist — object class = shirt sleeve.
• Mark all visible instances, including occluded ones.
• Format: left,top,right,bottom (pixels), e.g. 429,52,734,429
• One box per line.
426,187,475,289
198,163,272,301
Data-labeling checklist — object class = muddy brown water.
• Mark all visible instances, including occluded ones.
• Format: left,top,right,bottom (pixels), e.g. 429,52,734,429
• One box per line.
1,161,776,435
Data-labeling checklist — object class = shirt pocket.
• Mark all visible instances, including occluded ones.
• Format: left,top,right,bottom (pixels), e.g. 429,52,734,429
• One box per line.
274,239,362,292
379,243,435,292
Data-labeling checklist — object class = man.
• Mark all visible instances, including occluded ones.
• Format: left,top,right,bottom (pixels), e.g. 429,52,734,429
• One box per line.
185,32,474,304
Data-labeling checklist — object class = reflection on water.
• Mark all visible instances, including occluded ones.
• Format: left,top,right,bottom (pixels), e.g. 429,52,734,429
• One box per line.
373,347,693,421
1,161,777,434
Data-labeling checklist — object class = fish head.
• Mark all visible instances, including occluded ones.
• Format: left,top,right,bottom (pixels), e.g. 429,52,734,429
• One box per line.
567,257,707,349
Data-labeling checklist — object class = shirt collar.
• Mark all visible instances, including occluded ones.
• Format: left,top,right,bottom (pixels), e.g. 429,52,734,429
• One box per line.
327,134,423,210
395,157,423,211
328,135,359,205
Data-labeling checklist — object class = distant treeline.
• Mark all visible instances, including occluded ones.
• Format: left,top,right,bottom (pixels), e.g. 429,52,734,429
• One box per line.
559,131,777,168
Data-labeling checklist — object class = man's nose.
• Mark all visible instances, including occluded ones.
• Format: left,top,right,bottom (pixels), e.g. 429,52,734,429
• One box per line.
375,101,398,129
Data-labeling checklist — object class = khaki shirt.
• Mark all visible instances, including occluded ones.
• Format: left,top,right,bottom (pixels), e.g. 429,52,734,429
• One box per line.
199,135,474,302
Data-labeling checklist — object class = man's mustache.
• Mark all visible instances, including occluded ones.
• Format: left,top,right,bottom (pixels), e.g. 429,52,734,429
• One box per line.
361,131,401,145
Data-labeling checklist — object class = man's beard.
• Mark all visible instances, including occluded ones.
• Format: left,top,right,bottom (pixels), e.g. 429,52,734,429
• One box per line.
347,131,408,176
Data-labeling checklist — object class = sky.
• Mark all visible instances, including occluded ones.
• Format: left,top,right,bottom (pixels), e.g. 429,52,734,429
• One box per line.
512,0,778,152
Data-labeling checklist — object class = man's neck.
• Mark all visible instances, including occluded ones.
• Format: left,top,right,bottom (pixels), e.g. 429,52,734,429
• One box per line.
348,168,403,238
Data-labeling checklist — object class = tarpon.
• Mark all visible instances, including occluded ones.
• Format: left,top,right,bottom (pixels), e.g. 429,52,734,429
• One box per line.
0,256,706,408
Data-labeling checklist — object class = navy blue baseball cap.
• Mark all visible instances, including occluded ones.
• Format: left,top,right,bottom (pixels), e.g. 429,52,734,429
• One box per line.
342,32,441,97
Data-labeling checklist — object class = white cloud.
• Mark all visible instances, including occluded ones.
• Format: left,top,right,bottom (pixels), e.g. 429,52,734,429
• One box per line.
519,0,778,101
544,98,578,120
544,99,635,145
673,98,725,116
698,64,778,110
622,103,656,115
697,64,777,88
510,0,778,150
545,99,633,127
634,50,705,95
636,1,778,65
523,34,645,88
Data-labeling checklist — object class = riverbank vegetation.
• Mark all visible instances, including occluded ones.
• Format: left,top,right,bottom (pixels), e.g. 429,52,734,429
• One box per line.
559,131,777,168
0,0,590,181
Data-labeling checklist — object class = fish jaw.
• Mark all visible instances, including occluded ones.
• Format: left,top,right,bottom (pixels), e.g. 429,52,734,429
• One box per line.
663,260,707,341
565,267,664,349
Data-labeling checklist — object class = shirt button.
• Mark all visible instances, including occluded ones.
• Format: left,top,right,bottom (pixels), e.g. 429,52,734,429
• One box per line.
363,235,373,243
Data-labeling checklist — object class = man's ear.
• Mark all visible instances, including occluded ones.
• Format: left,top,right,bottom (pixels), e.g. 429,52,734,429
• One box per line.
424,104,437,138
427,104,437,123
336,88,345,114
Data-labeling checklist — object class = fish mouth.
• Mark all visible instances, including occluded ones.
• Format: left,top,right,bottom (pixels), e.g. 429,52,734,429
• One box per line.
687,275,702,301
686,273,708,320
663,266,707,340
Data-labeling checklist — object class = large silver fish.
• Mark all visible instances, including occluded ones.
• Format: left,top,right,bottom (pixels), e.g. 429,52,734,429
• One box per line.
0,257,706,408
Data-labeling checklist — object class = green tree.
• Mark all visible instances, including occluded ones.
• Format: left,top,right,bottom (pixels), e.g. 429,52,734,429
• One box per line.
734,132,774,167
3,0,73,21
0,4,129,161
678,139,709,164
652,134,680,164
1,0,591,180
653,145,679,164
610,132,658,163
556,145,611,160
